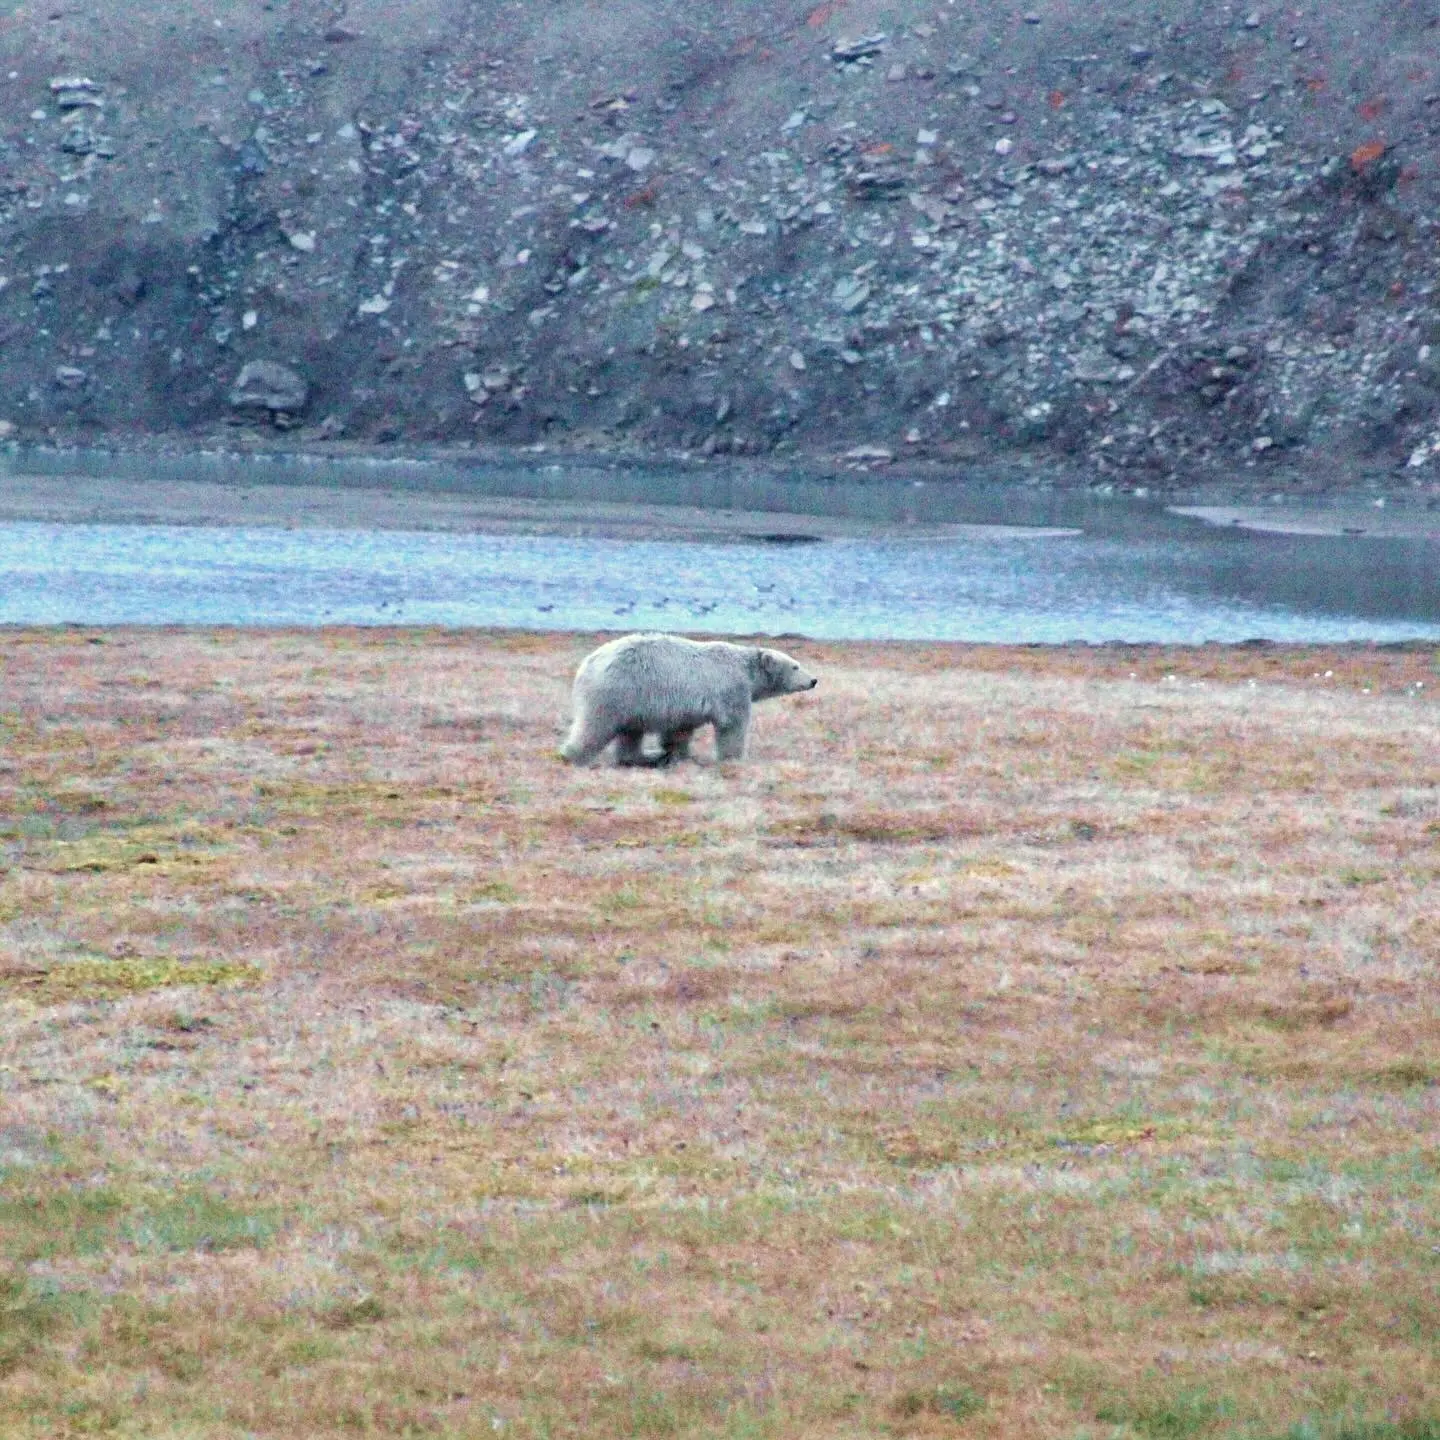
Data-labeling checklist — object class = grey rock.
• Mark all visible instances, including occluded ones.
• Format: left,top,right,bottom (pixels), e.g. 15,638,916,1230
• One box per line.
832,277,872,313
1071,350,1135,384
50,76,103,110
60,125,98,155
54,366,88,389
229,360,309,414
832,34,887,63
847,168,906,201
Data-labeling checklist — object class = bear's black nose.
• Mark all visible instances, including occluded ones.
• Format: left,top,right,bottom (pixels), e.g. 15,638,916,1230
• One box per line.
808,678,818,688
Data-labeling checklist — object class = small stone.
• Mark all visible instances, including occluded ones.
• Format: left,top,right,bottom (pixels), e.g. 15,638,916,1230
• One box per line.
502,129,536,157
1252,435,1275,452
0,420,16,440
625,146,656,172
848,168,907,201
691,290,716,312
1243,10,1261,26
994,137,1014,156
230,360,308,413
54,366,87,389
287,230,316,252
832,277,872,313
909,193,949,225
358,294,392,315
840,349,863,366
789,350,807,371
242,310,259,331
739,219,768,236
644,247,675,279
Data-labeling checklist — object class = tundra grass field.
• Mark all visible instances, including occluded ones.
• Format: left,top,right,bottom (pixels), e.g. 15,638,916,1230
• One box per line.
1,628,1437,1440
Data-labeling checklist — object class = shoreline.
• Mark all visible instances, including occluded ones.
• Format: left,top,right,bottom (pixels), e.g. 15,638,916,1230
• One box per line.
3,448,1439,541
4,624,1435,654
0,472,1080,543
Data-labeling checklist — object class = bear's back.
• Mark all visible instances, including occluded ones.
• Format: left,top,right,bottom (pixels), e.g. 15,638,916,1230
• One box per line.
578,635,747,707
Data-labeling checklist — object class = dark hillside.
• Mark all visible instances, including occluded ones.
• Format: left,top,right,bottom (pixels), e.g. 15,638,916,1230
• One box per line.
2,0,1439,497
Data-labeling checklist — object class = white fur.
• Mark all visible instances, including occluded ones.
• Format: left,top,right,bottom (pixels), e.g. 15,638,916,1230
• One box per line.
559,633,818,766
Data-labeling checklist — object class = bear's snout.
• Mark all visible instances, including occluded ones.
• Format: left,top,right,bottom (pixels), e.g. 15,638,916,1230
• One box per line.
805,677,818,689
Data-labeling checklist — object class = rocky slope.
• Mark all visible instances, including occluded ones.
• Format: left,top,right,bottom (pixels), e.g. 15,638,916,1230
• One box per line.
2,0,1439,499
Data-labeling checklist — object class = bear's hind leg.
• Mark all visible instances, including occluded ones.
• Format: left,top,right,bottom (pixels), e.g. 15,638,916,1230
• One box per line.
612,727,650,767
559,717,619,766
658,727,696,766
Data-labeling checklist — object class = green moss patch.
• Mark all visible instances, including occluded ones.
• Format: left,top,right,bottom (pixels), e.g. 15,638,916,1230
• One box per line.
1,954,261,1003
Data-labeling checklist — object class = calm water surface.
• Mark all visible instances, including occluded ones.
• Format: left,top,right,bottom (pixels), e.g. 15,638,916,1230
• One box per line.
3,519,1438,643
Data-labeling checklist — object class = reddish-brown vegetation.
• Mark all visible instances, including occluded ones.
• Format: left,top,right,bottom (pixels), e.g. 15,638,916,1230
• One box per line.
1,630,1436,1437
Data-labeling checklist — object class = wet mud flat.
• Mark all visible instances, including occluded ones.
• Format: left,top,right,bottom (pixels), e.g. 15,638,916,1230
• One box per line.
4,443,1440,539
0,469,1032,543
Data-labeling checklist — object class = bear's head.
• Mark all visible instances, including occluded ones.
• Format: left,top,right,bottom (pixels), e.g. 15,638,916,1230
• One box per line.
749,647,818,701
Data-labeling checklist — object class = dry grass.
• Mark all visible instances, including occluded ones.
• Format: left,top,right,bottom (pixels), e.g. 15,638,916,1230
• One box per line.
1,627,1437,1439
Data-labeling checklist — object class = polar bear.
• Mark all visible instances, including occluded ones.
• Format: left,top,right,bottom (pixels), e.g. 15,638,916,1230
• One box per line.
559,633,817,766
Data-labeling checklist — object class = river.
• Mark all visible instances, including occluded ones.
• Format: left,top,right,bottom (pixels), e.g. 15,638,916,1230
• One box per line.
0,449,1437,643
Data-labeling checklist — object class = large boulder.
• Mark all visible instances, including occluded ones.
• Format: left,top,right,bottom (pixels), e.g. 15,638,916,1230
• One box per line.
229,360,309,415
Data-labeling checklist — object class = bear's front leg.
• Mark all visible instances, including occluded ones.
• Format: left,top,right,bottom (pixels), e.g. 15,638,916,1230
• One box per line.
713,706,751,761
713,723,749,761
712,690,752,762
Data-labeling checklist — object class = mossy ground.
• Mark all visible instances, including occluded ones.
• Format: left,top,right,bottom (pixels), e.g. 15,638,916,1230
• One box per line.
1,629,1437,1437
